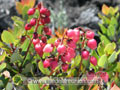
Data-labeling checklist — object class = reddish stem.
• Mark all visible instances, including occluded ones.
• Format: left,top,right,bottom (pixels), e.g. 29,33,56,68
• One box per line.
22,8,41,67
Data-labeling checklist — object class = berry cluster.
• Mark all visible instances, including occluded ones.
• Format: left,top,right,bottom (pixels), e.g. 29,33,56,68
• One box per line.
25,2,98,72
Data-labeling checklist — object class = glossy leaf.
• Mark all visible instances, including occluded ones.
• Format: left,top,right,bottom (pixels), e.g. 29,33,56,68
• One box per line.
104,42,116,55
0,63,6,72
28,84,40,90
98,54,108,68
21,38,30,51
1,31,15,44
108,51,117,63
97,42,105,56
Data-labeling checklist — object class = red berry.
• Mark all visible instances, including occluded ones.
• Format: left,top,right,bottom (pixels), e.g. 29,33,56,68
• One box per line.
41,36,47,43
67,29,75,37
35,43,42,52
55,39,61,47
87,72,95,80
35,43,43,57
40,8,50,17
27,8,35,15
67,47,75,58
74,28,80,37
25,23,32,30
38,2,42,9
86,30,95,39
57,44,66,55
67,40,76,49
21,36,26,43
61,53,71,63
30,18,36,26
43,44,53,53
87,39,97,50
100,72,109,83
90,56,97,66
43,27,49,33
33,38,40,46
41,17,51,24
46,29,52,36
33,32,38,39
50,61,58,70
43,59,50,68
81,50,90,60
62,64,69,72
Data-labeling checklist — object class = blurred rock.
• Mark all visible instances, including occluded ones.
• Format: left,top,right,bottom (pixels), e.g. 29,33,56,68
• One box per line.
0,0,17,31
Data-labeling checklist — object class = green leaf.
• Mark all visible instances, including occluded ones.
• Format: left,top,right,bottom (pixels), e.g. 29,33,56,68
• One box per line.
106,63,117,72
28,84,40,90
98,54,108,68
22,63,34,74
97,42,105,56
10,52,23,63
42,53,50,59
71,55,81,67
107,24,115,40
38,61,50,75
0,50,6,62
100,34,110,45
21,38,30,51
98,23,107,34
110,17,118,26
12,75,22,85
91,50,99,60
104,42,116,55
47,37,57,44
22,6,29,20
114,62,120,72
108,51,117,63
0,63,6,72
1,31,15,44
5,82,13,90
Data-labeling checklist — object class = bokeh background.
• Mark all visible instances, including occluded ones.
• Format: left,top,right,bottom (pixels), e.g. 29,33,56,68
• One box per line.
0,0,120,33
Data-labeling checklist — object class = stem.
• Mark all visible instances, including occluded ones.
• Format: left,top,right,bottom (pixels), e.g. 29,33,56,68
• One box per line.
22,8,41,67
77,28,86,76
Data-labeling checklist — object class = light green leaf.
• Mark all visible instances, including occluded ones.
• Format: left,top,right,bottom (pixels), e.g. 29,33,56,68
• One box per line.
22,63,34,74
21,38,30,51
1,31,15,44
10,52,23,62
114,62,120,72
98,23,107,34
91,50,99,60
104,42,116,55
98,54,108,68
108,51,117,63
28,84,40,90
71,55,81,67
47,37,57,44
6,82,13,90
38,61,50,75
0,63,6,72
97,42,105,56
100,34,110,45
